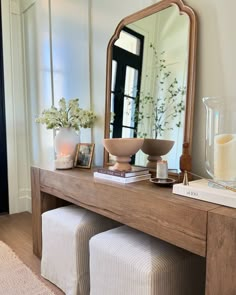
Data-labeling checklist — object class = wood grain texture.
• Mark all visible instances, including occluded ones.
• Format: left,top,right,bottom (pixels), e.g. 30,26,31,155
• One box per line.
31,167,41,257
32,167,220,257
31,166,236,294
206,207,236,295
31,167,69,258
0,212,64,295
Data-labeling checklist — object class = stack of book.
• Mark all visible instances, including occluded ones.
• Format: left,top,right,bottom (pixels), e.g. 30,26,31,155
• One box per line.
94,166,151,183
173,179,236,208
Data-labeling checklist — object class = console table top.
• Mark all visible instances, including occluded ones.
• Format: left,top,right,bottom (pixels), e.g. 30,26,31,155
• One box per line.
32,166,220,257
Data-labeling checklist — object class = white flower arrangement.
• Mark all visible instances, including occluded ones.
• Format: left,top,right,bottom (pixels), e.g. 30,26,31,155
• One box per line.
35,97,96,131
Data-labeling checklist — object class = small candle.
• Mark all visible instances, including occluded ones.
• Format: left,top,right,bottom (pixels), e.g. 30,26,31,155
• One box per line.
156,160,168,179
55,154,73,170
214,134,236,181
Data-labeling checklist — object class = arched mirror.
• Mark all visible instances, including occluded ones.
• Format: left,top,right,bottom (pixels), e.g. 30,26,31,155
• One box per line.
104,0,197,178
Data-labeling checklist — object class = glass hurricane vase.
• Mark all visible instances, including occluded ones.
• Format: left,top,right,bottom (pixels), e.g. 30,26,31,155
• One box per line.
54,127,80,169
203,97,236,188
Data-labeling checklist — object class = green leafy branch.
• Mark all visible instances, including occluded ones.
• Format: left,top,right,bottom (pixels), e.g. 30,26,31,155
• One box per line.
133,44,186,138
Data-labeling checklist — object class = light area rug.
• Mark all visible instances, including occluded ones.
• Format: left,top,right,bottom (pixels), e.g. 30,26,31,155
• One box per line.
0,241,55,295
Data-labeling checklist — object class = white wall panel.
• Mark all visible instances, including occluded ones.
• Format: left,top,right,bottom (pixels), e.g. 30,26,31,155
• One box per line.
23,0,54,168
11,9,31,212
2,0,31,213
50,0,91,142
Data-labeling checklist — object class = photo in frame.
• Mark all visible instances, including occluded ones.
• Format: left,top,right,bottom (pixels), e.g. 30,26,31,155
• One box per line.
74,143,95,168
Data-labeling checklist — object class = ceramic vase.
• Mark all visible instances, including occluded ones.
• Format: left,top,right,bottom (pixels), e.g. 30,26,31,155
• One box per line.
103,138,144,171
141,138,175,169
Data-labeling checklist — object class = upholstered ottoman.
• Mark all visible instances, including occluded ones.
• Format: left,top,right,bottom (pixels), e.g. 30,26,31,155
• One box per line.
41,205,118,295
89,226,205,295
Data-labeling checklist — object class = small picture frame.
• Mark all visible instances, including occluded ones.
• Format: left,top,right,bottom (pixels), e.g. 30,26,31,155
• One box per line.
74,143,95,168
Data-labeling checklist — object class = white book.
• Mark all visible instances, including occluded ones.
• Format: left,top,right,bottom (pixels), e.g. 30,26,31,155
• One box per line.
172,179,236,208
94,172,151,183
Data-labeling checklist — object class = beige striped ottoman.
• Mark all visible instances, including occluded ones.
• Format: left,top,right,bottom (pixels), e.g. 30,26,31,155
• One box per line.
89,226,205,295
41,205,119,295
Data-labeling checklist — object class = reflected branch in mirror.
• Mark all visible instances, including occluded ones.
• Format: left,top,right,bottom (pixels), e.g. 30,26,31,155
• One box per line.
104,0,197,179
134,45,186,140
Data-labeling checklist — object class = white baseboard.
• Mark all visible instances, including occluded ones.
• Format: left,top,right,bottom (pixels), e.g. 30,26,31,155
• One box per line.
18,195,32,213
16,188,32,213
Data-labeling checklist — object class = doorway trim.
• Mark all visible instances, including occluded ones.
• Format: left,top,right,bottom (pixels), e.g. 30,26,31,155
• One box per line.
1,0,31,214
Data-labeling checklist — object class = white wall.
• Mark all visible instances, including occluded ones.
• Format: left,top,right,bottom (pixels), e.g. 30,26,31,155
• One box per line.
185,0,236,177
23,0,54,168
3,0,91,213
22,0,91,169
2,0,236,212
50,0,91,143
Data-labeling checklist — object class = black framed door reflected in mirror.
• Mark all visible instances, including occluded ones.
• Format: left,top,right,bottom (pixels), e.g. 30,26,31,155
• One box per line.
111,27,144,140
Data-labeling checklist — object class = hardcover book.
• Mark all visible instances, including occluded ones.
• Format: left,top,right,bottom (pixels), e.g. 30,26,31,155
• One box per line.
93,172,151,183
96,166,149,178
172,179,236,208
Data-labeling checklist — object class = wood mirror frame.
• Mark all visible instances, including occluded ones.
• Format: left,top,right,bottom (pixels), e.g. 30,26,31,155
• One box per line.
104,0,197,179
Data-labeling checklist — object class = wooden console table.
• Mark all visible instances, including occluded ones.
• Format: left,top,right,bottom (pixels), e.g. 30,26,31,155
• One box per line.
31,166,236,295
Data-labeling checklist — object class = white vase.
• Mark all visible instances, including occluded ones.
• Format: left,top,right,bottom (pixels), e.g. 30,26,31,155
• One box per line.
54,128,80,167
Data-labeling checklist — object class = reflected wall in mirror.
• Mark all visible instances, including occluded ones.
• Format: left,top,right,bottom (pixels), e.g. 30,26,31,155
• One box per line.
104,0,197,177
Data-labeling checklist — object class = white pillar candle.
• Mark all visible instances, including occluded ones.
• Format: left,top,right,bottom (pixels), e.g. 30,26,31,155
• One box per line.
214,134,236,181
156,160,168,179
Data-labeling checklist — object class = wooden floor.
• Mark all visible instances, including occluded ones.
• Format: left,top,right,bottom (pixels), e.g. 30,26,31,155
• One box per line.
0,212,64,295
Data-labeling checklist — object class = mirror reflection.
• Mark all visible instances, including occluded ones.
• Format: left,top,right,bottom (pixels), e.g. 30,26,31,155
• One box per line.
109,5,190,169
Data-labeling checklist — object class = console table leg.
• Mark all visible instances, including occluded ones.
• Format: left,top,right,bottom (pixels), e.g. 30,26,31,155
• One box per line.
31,167,69,258
206,208,236,295
31,167,42,258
